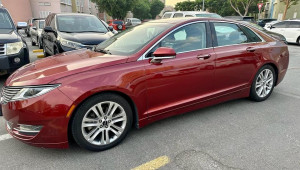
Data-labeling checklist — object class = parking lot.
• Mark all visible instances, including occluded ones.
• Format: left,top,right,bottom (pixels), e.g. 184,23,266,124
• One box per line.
0,32,300,169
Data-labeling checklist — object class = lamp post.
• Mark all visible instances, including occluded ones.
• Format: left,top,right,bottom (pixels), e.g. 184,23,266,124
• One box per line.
202,0,205,11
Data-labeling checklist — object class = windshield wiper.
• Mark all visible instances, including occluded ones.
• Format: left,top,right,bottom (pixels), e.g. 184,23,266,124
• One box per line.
95,48,111,55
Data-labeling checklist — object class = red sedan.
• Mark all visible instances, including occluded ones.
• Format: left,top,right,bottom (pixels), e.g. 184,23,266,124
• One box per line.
108,20,126,31
1,18,289,151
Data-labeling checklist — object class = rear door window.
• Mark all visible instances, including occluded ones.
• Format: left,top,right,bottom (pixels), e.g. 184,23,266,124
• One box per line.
272,21,289,28
213,22,248,46
173,13,184,18
240,25,262,43
162,13,172,19
288,21,300,28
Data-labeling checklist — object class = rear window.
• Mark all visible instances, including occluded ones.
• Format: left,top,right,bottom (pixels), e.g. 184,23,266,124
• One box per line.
113,21,123,25
0,10,14,29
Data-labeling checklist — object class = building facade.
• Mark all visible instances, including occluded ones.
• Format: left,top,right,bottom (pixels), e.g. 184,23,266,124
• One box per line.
265,0,300,20
1,0,98,23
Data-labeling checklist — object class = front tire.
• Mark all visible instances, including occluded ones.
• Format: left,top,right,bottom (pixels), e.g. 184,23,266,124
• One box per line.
71,93,133,151
250,65,276,102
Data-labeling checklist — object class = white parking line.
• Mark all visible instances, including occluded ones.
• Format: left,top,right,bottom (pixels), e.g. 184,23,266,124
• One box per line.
0,134,13,141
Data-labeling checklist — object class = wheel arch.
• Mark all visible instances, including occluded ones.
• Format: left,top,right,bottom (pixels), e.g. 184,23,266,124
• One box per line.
67,90,139,142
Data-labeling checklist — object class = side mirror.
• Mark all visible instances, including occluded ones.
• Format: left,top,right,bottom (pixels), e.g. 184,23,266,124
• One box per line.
270,25,274,29
108,26,114,32
17,22,27,30
44,26,55,32
151,47,176,64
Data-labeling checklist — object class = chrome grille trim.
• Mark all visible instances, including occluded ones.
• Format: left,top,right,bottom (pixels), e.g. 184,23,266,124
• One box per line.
0,44,6,56
0,86,22,104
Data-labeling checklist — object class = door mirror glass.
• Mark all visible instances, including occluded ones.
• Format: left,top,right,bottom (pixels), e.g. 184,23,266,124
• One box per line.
44,26,55,32
108,26,114,31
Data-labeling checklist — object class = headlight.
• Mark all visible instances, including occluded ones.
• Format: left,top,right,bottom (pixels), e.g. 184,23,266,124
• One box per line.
58,36,83,49
6,41,24,55
11,84,60,101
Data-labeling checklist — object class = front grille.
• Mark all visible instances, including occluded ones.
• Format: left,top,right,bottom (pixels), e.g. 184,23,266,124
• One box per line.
0,44,6,56
0,86,22,104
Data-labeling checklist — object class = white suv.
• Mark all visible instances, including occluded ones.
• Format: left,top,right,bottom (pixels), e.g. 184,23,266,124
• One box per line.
162,11,222,19
265,20,300,45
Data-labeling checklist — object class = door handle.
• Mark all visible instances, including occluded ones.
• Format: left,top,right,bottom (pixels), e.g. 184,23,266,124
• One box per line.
197,54,211,60
246,47,256,52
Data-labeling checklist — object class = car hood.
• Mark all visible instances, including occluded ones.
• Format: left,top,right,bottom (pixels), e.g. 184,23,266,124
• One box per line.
0,29,20,44
5,49,128,86
58,31,114,45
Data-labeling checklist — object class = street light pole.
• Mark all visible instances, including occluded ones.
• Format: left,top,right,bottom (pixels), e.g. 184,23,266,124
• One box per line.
202,0,204,11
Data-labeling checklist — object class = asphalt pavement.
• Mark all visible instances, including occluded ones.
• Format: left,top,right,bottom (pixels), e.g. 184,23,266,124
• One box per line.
0,34,300,170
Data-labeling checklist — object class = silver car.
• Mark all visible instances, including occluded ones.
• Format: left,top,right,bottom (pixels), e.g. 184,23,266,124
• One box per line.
30,19,45,49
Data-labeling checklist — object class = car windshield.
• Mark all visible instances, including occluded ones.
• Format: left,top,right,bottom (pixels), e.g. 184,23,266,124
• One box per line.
39,20,45,29
95,22,171,56
0,10,14,29
113,21,123,25
196,13,222,18
57,15,108,33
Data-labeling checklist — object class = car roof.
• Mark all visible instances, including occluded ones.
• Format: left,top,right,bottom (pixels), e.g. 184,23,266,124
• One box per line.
56,13,96,17
148,17,237,25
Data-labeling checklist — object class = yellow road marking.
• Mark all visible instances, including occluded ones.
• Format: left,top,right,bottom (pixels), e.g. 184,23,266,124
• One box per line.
132,156,169,170
33,49,43,53
37,54,44,58
66,105,76,118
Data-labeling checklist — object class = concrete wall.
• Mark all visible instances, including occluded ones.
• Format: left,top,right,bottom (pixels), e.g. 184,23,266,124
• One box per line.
271,0,300,20
2,0,32,23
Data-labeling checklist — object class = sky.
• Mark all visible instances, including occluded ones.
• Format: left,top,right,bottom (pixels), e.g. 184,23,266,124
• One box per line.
165,0,195,7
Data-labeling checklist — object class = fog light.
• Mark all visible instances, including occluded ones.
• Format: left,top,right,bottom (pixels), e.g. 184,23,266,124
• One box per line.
16,124,42,136
14,57,21,63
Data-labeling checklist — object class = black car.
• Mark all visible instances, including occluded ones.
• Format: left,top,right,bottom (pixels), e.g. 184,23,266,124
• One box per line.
41,13,114,56
224,16,255,23
0,7,30,76
257,18,277,27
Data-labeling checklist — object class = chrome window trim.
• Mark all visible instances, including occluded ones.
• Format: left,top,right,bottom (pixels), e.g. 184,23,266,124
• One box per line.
211,21,266,46
137,21,208,61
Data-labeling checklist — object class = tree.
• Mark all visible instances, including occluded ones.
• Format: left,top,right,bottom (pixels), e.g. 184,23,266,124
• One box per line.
150,0,165,19
91,0,135,19
203,0,237,16
132,0,151,20
282,0,300,20
175,1,201,11
228,0,257,16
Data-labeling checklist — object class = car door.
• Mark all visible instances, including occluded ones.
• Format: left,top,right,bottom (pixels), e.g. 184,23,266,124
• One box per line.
211,22,266,95
144,22,215,116
284,21,300,43
269,21,289,36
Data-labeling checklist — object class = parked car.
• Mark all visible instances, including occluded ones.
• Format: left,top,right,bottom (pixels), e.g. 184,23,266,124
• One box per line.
241,21,287,44
108,20,126,31
25,18,43,37
1,18,289,151
30,19,45,48
257,18,277,27
41,13,114,56
162,11,222,19
265,20,300,44
0,6,30,76
224,16,255,23
264,20,280,28
101,20,118,34
125,18,142,27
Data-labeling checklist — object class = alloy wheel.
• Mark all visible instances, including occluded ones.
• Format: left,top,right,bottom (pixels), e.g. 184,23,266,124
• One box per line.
255,69,274,98
81,101,127,146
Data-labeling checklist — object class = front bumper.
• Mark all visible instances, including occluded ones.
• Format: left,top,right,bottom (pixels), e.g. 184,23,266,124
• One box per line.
2,88,73,148
0,47,30,73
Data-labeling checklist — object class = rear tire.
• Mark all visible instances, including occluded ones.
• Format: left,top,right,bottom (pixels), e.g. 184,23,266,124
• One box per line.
249,65,276,102
71,93,133,151
43,41,49,57
297,36,300,46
